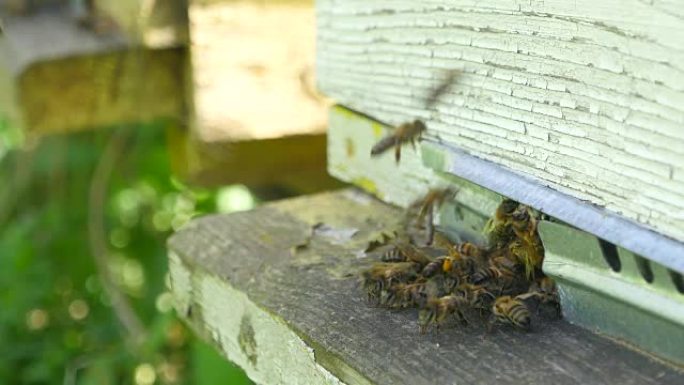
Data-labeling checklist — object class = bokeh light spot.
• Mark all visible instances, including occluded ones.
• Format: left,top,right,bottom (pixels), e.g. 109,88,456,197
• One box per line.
216,185,255,213
155,292,174,313
26,308,49,331
134,363,156,385
68,299,90,321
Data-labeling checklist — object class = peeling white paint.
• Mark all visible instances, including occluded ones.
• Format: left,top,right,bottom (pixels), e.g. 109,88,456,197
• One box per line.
317,0,684,242
168,253,348,385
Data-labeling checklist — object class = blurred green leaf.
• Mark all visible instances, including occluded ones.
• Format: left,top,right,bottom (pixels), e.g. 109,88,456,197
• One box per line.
0,122,257,384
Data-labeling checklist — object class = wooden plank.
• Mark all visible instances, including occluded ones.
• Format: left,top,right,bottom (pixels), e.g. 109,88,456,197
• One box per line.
168,190,684,385
316,0,684,243
190,0,326,142
168,129,343,192
0,6,189,136
168,0,336,192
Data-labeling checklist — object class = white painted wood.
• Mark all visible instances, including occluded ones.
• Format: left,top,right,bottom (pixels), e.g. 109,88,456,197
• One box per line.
168,252,347,385
316,0,684,242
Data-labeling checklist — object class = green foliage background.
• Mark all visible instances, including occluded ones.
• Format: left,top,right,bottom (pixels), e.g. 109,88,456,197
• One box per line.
0,123,252,385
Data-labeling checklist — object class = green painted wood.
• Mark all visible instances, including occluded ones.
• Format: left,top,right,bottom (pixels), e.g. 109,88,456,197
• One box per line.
539,220,684,366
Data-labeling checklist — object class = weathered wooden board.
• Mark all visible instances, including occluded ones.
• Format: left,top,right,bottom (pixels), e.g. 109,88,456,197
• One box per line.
168,190,684,385
169,129,342,192
316,0,684,243
170,0,337,192
0,7,188,136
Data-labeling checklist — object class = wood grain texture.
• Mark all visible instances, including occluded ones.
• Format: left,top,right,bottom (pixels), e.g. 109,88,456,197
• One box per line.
168,190,684,385
316,0,684,242
0,9,188,135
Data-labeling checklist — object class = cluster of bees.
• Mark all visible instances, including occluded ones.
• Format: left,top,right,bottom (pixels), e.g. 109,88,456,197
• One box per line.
360,69,558,333
360,193,559,333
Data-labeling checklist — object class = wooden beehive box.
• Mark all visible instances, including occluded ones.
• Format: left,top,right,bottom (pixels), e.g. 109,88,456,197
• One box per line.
318,0,684,246
318,0,684,366
0,0,189,139
167,1,684,383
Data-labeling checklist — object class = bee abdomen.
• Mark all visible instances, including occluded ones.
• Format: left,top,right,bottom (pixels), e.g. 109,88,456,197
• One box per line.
421,260,443,277
507,303,531,330
472,267,498,283
380,247,405,262
370,135,397,156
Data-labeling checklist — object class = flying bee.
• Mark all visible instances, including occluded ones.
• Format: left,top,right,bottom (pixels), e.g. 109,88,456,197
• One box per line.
370,119,427,163
420,256,447,278
414,187,459,222
418,294,469,333
411,187,458,245
490,295,532,331
425,69,461,108
361,262,419,304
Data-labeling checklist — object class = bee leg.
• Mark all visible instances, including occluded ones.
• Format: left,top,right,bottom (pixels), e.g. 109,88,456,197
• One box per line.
485,316,496,334
418,323,429,334
394,143,402,163
410,138,417,150
461,311,470,326
425,207,434,245
551,299,562,318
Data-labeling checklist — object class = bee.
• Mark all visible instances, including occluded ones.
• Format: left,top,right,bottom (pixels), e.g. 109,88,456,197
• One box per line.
471,264,516,285
489,250,520,271
361,262,419,304
508,208,545,279
425,69,460,108
395,242,433,265
418,294,469,333
380,281,429,309
491,295,532,331
375,239,432,265
432,231,457,250
508,239,543,281
379,246,406,262
517,277,560,315
452,283,494,309
370,119,427,163
414,188,459,222
364,232,396,253
411,188,458,245
456,242,485,259
442,247,482,279
483,199,519,249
